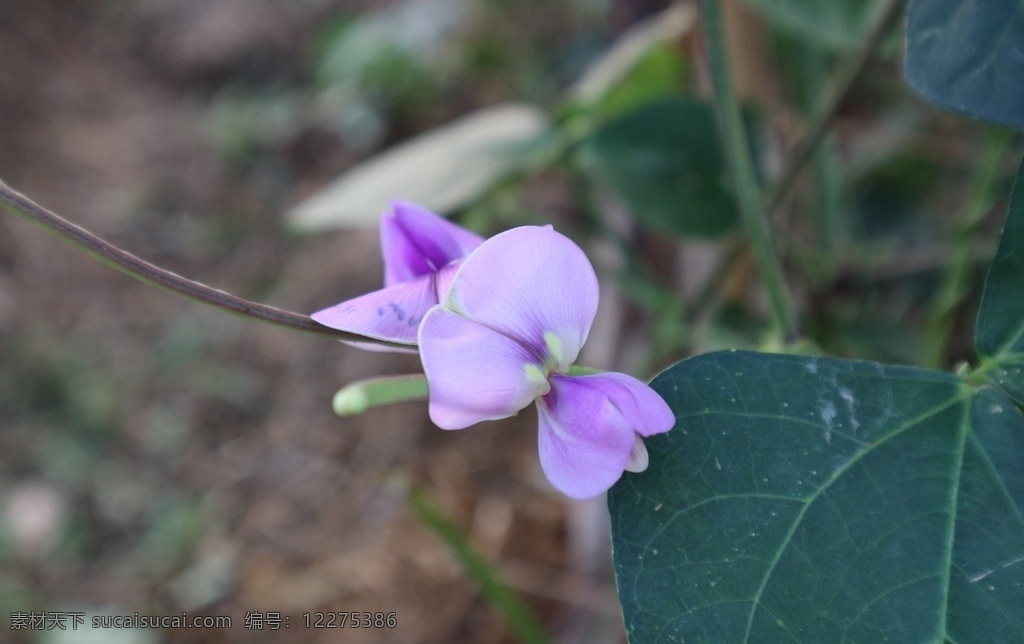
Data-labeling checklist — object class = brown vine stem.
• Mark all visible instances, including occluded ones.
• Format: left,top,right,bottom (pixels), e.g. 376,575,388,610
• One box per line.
0,180,403,347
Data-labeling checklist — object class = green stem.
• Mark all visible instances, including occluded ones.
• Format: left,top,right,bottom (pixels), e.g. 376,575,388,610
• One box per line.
0,180,405,348
924,131,1010,368
699,0,796,339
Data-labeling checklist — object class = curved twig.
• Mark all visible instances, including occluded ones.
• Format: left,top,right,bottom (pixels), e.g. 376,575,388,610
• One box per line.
0,181,404,347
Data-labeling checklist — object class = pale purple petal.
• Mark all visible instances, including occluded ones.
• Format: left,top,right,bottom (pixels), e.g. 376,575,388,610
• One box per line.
419,307,549,430
625,435,650,472
536,374,639,499
381,202,485,286
443,226,598,371
535,373,674,498
572,371,675,437
432,259,462,303
311,274,437,346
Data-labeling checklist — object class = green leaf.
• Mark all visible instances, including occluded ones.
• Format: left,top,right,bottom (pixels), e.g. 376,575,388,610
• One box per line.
609,350,1024,642
976,158,1024,405
569,3,696,106
977,159,1024,360
905,0,1024,130
580,97,739,238
590,44,692,120
741,0,876,50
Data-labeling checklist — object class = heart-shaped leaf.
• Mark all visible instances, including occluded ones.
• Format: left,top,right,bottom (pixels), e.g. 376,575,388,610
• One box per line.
905,0,1024,130
609,156,1024,641
610,350,1024,641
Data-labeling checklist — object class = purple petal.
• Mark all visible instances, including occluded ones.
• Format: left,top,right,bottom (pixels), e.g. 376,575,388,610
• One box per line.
535,373,674,498
573,372,676,437
625,435,650,472
419,307,549,429
444,226,598,370
432,258,462,302
536,374,638,499
311,274,437,346
381,202,485,287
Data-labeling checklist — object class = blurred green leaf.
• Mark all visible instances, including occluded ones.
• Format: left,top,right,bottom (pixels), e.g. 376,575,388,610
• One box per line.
204,89,299,165
287,103,549,231
976,157,1024,406
741,0,876,49
592,44,691,119
141,496,209,576
315,0,466,89
905,0,1024,130
569,3,696,106
580,97,739,237
610,350,1024,641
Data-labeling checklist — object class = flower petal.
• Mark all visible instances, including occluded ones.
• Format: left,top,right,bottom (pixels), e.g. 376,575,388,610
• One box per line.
381,202,485,286
536,374,639,499
535,373,674,498
311,274,437,346
572,372,676,437
443,226,599,370
625,435,650,473
419,306,549,429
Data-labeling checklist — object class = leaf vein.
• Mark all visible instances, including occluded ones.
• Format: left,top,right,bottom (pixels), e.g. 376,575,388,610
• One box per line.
740,391,969,643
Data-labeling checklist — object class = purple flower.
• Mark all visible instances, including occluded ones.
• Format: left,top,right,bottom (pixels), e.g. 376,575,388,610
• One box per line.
418,226,675,499
312,202,484,347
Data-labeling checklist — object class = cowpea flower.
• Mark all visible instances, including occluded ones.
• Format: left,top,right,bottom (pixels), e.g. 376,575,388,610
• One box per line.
418,225,675,499
312,202,484,347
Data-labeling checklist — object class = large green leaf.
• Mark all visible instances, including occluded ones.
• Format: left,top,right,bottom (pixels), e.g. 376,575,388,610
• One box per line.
579,97,739,238
609,350,1024,641
976,158,1024,406
905,0,1024,130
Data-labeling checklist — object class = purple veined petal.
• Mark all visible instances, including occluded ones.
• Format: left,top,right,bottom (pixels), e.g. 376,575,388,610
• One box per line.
443,226,599,371
311,273,438,347
419,306,550,430
312,260,464,352
381,202,485,287
536,374,640,499
567,372,676,437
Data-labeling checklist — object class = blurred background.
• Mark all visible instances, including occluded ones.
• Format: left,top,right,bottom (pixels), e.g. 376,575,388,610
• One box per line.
0,0,1019,642
0,1,649,642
